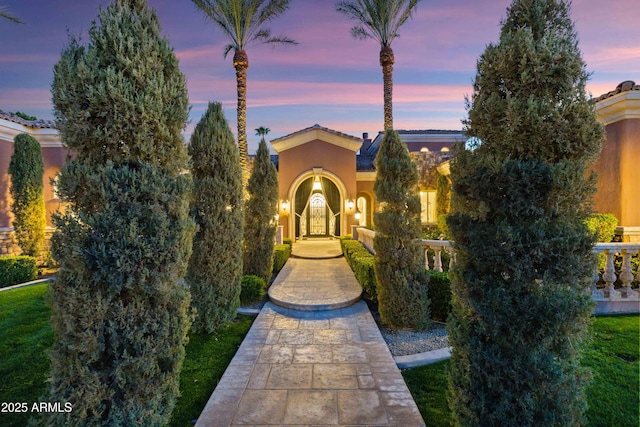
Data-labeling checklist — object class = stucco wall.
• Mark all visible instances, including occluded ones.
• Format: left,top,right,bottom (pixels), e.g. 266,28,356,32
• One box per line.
277,139,358,238
593,118,640,227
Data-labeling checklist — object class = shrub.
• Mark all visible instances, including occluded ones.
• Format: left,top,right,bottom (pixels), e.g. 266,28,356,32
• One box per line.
46,1,194,425
427,271,451,322
373,129,430,330
8,133,46,257
187,102,243,334
243,139,278,284
240,275,266,305
283,237,293,249
272,244,291,275
585,213,618,242
341,239,377,300
0,256,38,288
448,0,604,424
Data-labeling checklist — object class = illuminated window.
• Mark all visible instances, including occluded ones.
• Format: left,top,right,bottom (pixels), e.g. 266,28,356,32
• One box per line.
420,191,436,224
356,196,367,226
441,147,450,152
420,147,429,152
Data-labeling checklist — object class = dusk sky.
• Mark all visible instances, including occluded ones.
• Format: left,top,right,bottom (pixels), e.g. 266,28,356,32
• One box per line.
1,0,638,153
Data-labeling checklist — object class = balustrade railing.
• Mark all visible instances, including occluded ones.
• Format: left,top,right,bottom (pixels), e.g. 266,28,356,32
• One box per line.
355,227,640,303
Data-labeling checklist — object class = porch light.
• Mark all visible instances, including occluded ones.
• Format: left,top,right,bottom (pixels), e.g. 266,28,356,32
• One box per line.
280,199,290,214
354,210,362,221
312,177,322,191
346,199,355,211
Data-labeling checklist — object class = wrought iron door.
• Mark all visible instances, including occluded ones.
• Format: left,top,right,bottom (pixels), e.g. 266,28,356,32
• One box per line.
309,193,327,235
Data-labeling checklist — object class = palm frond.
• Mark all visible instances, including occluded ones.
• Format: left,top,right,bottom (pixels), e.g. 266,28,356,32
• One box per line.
223,43,235,58
0,6,24,24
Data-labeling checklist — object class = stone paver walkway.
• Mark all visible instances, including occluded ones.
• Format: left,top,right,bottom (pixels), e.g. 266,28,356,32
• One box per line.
195,244,426,426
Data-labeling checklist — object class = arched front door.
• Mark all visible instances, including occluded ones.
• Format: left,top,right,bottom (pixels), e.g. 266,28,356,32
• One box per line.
294,176,341,238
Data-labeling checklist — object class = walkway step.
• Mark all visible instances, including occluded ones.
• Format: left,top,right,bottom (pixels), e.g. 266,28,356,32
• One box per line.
268,258,362,311
195,301,426,427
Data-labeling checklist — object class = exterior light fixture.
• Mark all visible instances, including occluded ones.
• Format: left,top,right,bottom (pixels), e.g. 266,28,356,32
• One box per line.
354,210,361,221
312,177,322,191
346,199,355,211
280,199,290,215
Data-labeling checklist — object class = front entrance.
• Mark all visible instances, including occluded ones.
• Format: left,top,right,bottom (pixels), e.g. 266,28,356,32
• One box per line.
309,193,327,235
295,176,341,238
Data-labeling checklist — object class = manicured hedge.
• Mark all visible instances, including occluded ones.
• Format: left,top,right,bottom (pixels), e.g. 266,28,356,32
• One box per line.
340,239,377,301
240,275,266,305
427,271,451,322
272,244,291,275
0,255,38,288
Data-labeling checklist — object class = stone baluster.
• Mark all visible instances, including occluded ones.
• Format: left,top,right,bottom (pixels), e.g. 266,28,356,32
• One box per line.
619,249,637,298
602,249,620,299
592,261,604,299
433,247,443,272
636,249,640,285
424,247,431,270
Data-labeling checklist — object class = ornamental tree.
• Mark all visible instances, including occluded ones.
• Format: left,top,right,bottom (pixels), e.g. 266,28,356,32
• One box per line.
8,133,46,257
373,129,430,330
187,102,243,333
447,0,604,425
46,0,194,424
243,137,279,284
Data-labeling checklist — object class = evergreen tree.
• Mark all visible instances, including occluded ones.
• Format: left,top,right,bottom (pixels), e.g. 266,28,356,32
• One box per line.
243,137,279,284
373,129,430,330
47,0,194,424
8,133,46,257
187,102,243,333
447,0,604,425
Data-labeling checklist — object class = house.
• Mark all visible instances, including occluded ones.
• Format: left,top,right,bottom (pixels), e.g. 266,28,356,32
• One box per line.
1,80,638,254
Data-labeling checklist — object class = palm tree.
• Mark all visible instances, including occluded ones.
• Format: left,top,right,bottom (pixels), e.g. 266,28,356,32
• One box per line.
0,6,24,23
192,0,296,191
336,0,421,130
255,126,270,140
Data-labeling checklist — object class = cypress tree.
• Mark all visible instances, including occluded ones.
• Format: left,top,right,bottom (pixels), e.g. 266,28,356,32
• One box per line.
447,0,604,425
47,0,194,424
8,133,46,257
243,138,278,284
187,102,243,333
373,129,430,330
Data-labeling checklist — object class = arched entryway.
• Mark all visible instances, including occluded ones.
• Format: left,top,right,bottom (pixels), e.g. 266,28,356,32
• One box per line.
294,175,342,238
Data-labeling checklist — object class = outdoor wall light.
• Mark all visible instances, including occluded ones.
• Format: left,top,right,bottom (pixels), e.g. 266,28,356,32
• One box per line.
354,210,362,221
346,199,355,211
280,199,290,214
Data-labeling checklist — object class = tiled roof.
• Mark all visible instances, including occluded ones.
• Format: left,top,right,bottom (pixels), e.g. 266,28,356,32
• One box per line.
270,124,361,144
0,111,57,129
595,80,639,102
356,154,376,172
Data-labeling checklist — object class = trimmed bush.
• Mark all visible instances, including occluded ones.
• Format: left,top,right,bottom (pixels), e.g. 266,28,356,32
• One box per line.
243,139,278,284
187,102,243,334
374,129,430,330
240,275,267,305
8,133,46,257
46,1,194,425
427,271,451,322
585,213,618,243
341,239,377,300
0,255,38,288
272,244,291,275
283,237,293,249
448,0,604,424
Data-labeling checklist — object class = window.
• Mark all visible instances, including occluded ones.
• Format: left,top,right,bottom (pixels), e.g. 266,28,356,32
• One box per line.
356,196,367,226
420,191,436,224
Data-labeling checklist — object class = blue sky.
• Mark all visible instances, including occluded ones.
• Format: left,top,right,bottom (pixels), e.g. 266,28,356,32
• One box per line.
1,0,638,153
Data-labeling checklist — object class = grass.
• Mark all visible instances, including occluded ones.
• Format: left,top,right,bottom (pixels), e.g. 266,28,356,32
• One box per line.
0,283,254,427
402,314,640,427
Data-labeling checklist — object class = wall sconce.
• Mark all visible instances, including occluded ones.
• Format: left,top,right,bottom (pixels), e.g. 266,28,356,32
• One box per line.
354,210,362,221
346,199,355,211
280,199,290,215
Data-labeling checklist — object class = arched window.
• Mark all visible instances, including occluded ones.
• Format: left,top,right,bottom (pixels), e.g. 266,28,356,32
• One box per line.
356,196,367,226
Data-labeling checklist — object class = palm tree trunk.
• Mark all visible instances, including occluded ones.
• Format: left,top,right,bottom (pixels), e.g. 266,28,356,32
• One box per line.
234,49,250,195
380,45,395,130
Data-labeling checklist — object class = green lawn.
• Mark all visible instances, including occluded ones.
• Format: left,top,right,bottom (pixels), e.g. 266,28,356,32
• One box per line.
0,283,253,427
403,314,640,427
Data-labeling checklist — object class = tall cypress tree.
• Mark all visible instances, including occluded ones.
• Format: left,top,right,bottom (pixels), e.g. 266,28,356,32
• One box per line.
243,138,278,284
373,129,430,330
8,133,46,257
447,0,603,425
187,102,243,333
47,0,194,424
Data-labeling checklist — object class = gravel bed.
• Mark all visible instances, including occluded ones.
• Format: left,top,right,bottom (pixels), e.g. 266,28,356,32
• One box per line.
378,322,450,357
